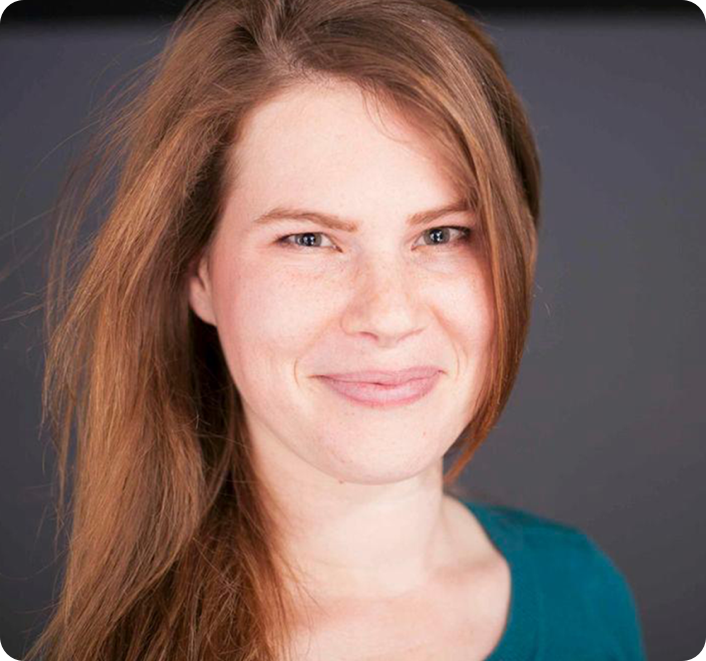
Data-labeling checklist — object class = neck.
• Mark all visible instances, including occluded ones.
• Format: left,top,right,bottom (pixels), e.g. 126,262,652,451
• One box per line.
250,432,459,602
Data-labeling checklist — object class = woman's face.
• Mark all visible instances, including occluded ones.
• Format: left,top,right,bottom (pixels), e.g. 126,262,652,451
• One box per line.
188,80,494,485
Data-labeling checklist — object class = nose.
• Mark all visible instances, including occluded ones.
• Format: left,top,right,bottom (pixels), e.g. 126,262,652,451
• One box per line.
340,255,428,347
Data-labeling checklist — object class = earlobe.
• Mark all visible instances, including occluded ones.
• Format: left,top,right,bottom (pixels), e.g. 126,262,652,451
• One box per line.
187,255,217,327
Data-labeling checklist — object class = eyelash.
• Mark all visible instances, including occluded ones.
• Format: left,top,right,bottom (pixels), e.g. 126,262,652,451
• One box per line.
275,226,474,251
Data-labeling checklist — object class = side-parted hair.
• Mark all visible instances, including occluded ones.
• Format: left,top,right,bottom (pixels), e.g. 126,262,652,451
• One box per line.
30,0,541,659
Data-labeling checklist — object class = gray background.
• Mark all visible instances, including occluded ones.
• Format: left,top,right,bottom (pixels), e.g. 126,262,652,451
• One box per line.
1,10,704,661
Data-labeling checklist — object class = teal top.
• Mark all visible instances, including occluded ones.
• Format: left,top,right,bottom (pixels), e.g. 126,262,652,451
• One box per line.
461,500,648,661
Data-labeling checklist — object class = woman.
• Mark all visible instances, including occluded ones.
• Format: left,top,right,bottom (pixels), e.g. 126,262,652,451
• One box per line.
30,0,647,659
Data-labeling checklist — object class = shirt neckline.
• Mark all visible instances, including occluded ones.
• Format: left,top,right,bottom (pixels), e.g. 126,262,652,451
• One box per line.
461,499,542,661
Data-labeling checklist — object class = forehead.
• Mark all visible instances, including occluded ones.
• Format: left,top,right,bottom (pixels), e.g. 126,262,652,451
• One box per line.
223,81,461,220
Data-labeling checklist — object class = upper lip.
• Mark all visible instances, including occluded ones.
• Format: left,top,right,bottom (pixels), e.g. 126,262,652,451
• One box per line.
319,366,441,385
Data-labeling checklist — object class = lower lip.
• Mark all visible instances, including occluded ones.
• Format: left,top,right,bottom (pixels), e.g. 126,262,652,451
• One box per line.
316,373,441,409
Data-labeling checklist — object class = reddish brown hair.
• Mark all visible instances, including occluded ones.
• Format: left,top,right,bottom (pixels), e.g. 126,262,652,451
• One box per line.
29,0,541,659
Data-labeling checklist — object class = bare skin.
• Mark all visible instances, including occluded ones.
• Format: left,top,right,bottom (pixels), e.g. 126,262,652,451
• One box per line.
285,495,511,661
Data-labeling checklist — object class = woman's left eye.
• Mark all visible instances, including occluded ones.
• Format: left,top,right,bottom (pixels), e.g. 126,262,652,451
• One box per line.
275,226,473,250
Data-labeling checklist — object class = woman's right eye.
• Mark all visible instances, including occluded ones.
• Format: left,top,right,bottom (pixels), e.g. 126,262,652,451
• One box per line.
276,232,336,250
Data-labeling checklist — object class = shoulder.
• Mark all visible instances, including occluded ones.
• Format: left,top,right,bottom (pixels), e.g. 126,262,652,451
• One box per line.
470,500,582,537
465,499,596,558
469,500,624,567
465,501,648,660
471,501,636,602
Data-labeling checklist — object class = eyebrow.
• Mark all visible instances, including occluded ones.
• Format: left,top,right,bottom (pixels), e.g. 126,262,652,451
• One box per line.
252,199,472,232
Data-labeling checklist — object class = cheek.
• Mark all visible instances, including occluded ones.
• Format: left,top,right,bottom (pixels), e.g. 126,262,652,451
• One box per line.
209,252,332,372
441,263,495,400
434,259,494,340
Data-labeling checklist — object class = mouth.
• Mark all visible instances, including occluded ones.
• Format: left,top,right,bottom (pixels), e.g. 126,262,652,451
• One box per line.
315,370,441,409
318,366,441,386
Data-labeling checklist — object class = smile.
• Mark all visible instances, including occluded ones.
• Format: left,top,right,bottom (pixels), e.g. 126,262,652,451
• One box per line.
316,373,441,409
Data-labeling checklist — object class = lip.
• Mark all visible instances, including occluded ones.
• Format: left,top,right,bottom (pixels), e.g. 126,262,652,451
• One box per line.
320,366,441,386
316,370,441,409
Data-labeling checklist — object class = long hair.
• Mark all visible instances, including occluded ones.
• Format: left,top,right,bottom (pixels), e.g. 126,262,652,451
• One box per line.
28,0,541,658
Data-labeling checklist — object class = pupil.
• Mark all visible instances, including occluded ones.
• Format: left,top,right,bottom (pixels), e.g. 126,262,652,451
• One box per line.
429,228,446,244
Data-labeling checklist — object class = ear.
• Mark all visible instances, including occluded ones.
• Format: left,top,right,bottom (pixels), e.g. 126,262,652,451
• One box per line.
187,252,217,326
